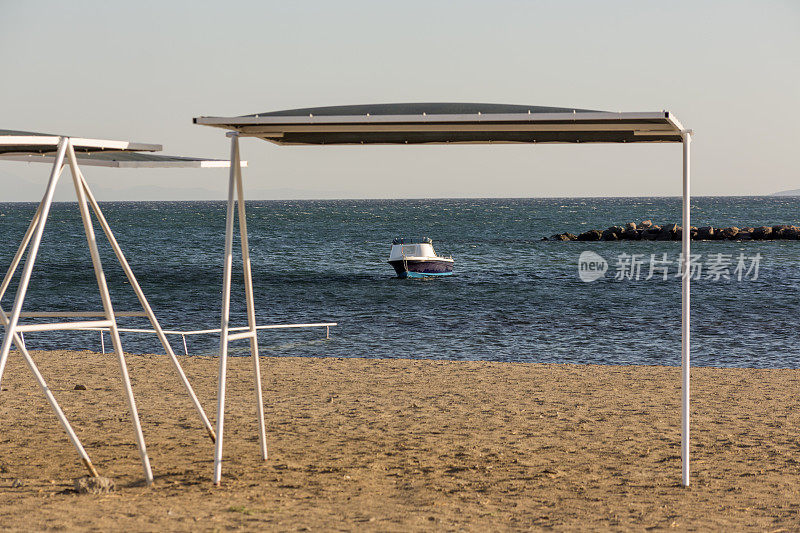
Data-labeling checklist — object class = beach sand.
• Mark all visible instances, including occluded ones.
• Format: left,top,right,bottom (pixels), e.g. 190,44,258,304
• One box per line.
0,350,798,531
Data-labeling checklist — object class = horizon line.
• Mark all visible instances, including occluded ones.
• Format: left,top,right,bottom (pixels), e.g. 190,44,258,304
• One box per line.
1,193,795,204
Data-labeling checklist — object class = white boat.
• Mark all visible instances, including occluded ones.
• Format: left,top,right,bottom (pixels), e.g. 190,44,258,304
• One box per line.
387,238,454,278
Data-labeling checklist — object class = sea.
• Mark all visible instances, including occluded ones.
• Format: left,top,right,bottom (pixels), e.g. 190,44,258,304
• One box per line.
1,197,799,369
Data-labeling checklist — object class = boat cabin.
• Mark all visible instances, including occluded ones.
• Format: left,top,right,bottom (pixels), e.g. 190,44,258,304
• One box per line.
389,237,437,261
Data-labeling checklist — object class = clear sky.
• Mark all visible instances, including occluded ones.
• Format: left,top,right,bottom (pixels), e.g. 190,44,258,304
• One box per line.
1,1,798,201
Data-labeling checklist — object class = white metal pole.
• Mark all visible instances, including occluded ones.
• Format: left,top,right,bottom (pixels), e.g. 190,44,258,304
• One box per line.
0,199,46,302
233,135,268,461
67,141,154,486
0,306,99,477
681,131,692,488
76,171,216,442
0,138,68,387
76,172,177,359
100,331,105,354
213,134,239,485
18,336,99,476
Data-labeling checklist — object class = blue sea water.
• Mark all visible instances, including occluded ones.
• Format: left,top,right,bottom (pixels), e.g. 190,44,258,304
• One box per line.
1,197,799,368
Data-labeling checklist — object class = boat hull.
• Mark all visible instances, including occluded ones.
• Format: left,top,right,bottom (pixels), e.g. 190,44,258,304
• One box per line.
388,259,453,278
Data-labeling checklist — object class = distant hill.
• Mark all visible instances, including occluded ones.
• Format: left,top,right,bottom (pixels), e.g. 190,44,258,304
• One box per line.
771,189,800,196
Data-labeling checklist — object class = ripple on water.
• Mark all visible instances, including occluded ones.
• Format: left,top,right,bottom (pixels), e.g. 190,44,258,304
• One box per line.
1,197,799,368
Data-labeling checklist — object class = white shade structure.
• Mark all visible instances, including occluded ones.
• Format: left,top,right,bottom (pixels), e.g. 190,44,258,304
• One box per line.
194,102,692,487
0,128,245,167
0,129,241,485
2,152,242,168
194,102,685,144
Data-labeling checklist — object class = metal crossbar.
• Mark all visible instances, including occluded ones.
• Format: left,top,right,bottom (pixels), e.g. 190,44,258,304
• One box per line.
78,322,337,356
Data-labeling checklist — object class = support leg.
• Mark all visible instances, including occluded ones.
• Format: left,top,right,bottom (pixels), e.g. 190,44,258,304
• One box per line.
67,142,153,485
0,307,98,477
681,131,692,488
233,135,268,461
76,170,216,442
20,338,99,476
212,135,239,485
0,199,47,302
0,139,68,387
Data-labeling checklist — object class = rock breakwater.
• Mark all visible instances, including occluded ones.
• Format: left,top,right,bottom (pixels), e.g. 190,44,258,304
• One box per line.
544,221,800,241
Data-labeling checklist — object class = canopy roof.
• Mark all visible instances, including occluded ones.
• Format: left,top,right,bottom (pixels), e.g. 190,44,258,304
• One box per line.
0,129,240,168
2,152,242,168
194,102,686,145
0,128,161,155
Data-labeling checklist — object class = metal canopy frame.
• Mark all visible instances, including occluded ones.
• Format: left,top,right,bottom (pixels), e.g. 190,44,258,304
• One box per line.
1,153,241,168
0,130,161,154
0,132,235,485
194,103,692,488
195,105,685,145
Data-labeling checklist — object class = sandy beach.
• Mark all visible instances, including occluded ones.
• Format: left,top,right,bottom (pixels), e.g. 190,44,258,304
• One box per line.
0,350,798,531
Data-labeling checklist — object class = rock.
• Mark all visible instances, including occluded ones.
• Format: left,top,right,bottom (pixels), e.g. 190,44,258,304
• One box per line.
696,226,715,240
74,476,115,495
622,227,640,240
752,226,772,240
549,233,577,241
636,226,661,241
786,226,800,240
657,224,678,241
11,479,24,488
738,232,752,240
742,227,755,233
641,229,658,241
74,384,87,391
719,227,739,240
577,230,602,242
601,228,619,241
772,225,794,239
640,220,653,228
772,224,787,236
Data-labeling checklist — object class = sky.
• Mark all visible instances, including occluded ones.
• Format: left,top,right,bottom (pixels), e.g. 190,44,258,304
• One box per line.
0,0,798,201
